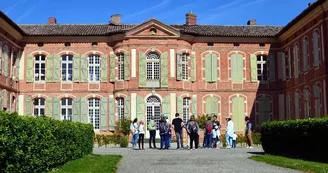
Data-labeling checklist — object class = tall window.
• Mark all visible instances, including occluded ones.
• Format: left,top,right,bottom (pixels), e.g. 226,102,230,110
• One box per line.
146,52,160,81
302,37,309,72
313,84,321,118
182,98,190,122
285,49,291,80
257,54,267,81
88,98,100,129
294,91,300,119
303,88,310,119
286,94,291,119
118,53,124,80
117,97,124,121
34,55,46,81
88,55,100,82
313,30,320,67
61,98,72,121
34,98,45,116
62,55,73,81
181,53,188,80
293,44,299,77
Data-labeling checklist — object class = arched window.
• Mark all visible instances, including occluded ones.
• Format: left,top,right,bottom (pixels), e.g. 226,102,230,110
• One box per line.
302,37,309,72
117,53,124,80
62,54,73,81
34,98,45,116
285,49,291,79
256,54,268,81
88,98,100,129
293,44,299,78
34,54,46,81
61,98,72,121
303,87,310,119
146,52,160,87
88,54,100,82
117,97,124,120
294,91,300,119
182,98,190,122
256,95,272,126
146,96,161,130
181,53,188,80
313,30,320,67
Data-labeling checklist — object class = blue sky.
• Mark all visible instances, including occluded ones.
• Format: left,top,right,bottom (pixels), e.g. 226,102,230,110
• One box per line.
1,0,313,25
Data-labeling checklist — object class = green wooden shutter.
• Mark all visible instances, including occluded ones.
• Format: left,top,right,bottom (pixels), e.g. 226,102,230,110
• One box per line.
80,98,88,123
176,53,182,81
109,53,115,82
258,97,270,125
250,54,257,82
73,54,81,82
15,96,19,113
162,96,170,118
302,38,308,72
138,52,146,87
294,92,299,119
26,54,34,82
3,90,7,109
81,55,88,83
124,51,130,80
100,97,108,130
25,96,33,116
190,52,196,82
205,97,212,116
268,53,275,81
232,54,244,83
45,97,53,117
46,54,54,82
192,96,197,116
136,95,145,122
232,97,245,131
53,54,61,82
3,48,8,77
205,54,212,82
177,97,183,116
211,97,218,115
72,98,81,122
161,52,168,88
53,97,60,120
278,94,285,120
109,97,115,130
15,52,20,80
124,96,130,119
211,53,218,82
0,43,2,73
231,54,237,82
313,31,319,67
101,54,108,82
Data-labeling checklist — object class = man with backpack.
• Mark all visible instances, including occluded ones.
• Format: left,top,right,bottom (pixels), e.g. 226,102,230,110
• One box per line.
245,116,254,149
204,116,213,148
159,114,169,150
186,115,199,150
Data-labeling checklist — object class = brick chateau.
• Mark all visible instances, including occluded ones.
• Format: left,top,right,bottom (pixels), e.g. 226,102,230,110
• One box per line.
0,0,327,135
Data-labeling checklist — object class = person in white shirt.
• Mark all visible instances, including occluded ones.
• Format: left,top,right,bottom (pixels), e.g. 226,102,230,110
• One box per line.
225,117,234,149
130,118,139,149
232,132,238,148
138,120,146,150
212,126,221,149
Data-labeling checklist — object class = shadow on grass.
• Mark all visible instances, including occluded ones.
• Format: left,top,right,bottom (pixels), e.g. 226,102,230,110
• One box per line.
247,151,265,155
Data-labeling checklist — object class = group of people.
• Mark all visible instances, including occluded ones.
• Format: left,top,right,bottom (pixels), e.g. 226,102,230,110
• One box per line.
130,113,254,150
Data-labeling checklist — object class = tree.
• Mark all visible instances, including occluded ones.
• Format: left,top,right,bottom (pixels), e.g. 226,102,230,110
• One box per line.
114,118,132,136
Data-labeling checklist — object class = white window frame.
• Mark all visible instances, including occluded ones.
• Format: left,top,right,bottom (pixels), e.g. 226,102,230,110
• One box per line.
118,53,124,80
62,55,73,81
34,98,45,116
61,98,72,121
88,55,100,82
182,97,190,122
88,98,100,129
34,55,46,81
117,97,124,121
181,53,188,80
257,54,268,82
293,44,299,78
146,52,160,82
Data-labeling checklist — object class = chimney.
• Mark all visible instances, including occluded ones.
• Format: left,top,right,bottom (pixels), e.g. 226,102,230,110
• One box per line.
186,11,197,25
247,19,256,25
110,14,121,25
48,17,57,24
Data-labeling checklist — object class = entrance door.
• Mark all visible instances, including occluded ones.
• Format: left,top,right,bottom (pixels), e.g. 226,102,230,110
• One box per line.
146,96,161,138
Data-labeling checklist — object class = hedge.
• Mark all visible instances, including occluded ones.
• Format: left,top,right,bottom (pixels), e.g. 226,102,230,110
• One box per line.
261,117,328,162
0,111,95,173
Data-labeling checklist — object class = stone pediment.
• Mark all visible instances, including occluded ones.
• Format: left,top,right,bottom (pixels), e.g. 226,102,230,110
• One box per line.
125,19,180,38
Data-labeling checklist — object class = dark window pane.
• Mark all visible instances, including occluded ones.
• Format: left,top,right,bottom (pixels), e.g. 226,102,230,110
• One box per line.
40,109,45,116
62,56,66,61
62,109,66,115
68,56,73,61
34,109,38,116
68,99,72,105
40,99,45,105
263,56,267,61
62,64,66,69
62,99,66,105
68,64,72,69
257,64,261,69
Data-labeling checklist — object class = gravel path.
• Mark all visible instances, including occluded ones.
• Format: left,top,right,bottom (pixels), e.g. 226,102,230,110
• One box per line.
93,144,302,173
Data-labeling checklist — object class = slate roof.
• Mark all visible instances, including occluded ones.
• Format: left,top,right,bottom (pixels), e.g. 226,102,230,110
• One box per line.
18,24,283,37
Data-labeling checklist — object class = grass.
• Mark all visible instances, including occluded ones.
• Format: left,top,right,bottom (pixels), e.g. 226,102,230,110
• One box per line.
50,155,122,173
249,155,328,173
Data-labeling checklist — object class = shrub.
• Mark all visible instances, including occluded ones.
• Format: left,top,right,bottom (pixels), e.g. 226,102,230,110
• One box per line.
261,117,328,162
120,136,129,148
115,118,132,136
0,111,94,173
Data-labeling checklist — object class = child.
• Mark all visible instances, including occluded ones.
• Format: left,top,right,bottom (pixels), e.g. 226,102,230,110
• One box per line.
232,132,237,148
212,126,220,149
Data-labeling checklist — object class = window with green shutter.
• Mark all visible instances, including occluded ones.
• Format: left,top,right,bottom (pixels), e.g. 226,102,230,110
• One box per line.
302,37,309,72
204,53,218,83
15,51,21,80
268,54,275,81
124,96,130,119
192,96,197,116
53,54,61,82
205,97,218,116
3,90,7,109
81,98,88,124
161,52,168,88
257,96,271,126
25,96,33,116
101,54,108,82
162,96,170,118
81,55,88,83
294,92,300,119
46,54,54,82
124,51,130,80
232,96,245,131
190,52,196,82
72,98,81,122
176,53,182,81
109,97,115,130
136,95,145,122
60,98,72,121
293,44,299,78
3,44,8,77
231,53,244,83
100,97,108,130
250,54,257,82
177,97,183,116
313,30,320,67
45,97,53,117
53,97,60,120
109,53,116,82
138,52,146,87
73,54,81,82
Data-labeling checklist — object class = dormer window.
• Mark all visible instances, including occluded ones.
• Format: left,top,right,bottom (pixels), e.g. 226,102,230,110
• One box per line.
149,28,157,35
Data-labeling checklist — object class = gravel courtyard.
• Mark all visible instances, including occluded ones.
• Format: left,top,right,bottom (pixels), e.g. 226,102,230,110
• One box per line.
93,145,301,173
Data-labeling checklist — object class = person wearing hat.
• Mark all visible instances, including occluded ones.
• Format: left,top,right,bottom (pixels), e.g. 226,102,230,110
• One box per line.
148,116,157,148
225,117,234,149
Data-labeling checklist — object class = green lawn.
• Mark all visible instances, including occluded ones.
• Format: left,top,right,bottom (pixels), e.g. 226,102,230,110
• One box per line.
249,155,328,173
50,155,122,173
